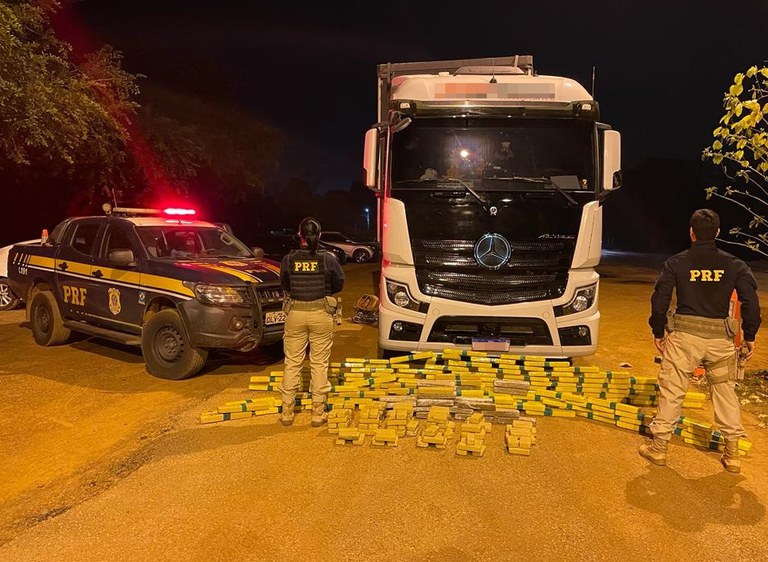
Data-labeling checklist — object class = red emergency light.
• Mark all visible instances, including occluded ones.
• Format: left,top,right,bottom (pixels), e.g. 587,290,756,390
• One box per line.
163,207,197,217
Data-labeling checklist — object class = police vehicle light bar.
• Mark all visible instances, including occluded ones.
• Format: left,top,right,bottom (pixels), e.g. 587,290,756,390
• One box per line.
102,202,197,217
163,207,196,216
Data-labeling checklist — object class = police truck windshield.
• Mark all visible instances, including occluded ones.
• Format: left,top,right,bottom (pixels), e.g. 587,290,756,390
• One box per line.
391,118,595,191
136,226,253,259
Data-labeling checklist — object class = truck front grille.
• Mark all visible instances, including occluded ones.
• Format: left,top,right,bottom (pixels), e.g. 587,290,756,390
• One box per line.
413,239,573,305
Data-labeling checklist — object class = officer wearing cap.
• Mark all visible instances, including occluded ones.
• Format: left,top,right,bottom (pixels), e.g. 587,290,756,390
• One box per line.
639,208,761,473
278,217,345,427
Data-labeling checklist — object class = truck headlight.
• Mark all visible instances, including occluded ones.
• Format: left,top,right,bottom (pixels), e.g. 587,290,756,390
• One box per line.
385,279,425,312
557,283,597,316
186,282,245,305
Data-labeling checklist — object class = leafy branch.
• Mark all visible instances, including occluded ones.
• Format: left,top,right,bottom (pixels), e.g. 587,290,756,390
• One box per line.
703,64,768,256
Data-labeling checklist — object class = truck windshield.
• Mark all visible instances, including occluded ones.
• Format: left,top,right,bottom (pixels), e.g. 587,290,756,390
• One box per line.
390,117,595,191
136,226,254,259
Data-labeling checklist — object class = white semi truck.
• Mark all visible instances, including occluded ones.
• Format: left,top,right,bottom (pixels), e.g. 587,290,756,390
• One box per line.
362,55,621,358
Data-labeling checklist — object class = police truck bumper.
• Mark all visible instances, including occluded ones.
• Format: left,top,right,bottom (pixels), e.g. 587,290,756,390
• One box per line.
178,300,284,349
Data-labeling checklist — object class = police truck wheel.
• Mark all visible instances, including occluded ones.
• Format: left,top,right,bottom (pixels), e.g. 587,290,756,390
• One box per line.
0,278,21,311
29,290,71,346
352,249,371,263
141,309,208,380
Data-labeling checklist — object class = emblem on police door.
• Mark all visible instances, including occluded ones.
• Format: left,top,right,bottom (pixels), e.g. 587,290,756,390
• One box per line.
108,288,122,315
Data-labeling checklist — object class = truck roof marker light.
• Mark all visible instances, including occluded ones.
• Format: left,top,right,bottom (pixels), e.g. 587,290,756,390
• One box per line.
163,207,196,217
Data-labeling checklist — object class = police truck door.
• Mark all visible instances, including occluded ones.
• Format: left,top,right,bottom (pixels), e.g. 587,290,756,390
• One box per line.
53,219,102,320
87,223,144,331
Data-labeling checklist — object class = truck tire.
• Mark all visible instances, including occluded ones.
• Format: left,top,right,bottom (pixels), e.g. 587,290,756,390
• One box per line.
141,309,208,380
29,290,71,346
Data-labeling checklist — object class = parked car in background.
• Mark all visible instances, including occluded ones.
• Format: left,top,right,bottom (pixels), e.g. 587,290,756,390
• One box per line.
249,231,347,265
0,239,40,311
319,231,379,263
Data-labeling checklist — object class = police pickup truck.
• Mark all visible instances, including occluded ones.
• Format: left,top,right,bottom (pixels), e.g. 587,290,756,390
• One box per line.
7,205,286,380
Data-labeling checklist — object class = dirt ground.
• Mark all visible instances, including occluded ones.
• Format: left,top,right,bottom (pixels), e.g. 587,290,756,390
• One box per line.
1,256,768,561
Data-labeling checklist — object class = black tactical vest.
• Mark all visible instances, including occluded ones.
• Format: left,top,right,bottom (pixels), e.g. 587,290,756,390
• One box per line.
287,249,327,301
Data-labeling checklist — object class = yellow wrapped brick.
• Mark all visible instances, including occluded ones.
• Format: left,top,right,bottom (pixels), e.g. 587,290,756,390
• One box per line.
200,412,226,424
507,446,532,456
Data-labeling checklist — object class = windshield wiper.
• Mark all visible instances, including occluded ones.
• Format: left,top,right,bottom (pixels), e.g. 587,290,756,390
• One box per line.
439,177,491,213
484,175,579,206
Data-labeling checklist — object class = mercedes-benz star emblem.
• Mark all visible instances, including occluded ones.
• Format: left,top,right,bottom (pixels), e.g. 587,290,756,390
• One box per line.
473,233,512,270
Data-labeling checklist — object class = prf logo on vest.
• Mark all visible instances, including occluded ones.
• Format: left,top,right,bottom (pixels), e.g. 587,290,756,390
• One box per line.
294,260,320,272
689,269,724,282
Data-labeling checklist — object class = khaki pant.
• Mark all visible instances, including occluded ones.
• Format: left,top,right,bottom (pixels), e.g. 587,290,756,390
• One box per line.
278,305,334,407
650,330,745,442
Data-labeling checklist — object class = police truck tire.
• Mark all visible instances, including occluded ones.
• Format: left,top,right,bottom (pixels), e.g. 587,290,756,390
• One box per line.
141,309,208,380
30,290,71,346
353,249,371,263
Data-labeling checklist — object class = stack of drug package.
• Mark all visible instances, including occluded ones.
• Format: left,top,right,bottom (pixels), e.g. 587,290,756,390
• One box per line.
505,417,538,456
640,414,753,456
490,379,527,423
456,412,492,456
626,375,660,407
383,401,418,438
248,368,315,416
328,358,393,411
450,353,501,422
331,409,365,445
327,407,354,435
365,352,436,402
416,405,456,449
414,378,456,419
200,395,281,424
358,402,386,437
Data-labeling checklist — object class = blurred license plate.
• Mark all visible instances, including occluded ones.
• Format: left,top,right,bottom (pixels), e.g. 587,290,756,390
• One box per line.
265,311,286,325
471,338,510,351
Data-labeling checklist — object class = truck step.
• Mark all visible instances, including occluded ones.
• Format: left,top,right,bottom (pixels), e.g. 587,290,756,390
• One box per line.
63,321,142,346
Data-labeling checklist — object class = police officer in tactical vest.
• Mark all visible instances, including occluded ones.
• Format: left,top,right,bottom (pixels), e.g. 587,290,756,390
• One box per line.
640,209,761,473
278,217,345,427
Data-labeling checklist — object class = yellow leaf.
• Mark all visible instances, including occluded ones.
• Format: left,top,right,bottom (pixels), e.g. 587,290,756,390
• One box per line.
713,127,722,137
759,161,768,173
713,140,723,150
737,139,747,149
735,150,744,159
741,160,749,167
734,73,744,85
730,83,744,96
713,153,724,164
746,66,757,78
734,103,743,117
761,68,768,78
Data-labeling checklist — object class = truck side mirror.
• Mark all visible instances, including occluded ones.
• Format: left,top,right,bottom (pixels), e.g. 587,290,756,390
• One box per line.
363,128,379,190
602,129,622,191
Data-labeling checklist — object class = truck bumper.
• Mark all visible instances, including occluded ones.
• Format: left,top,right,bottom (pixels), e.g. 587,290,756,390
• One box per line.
378,268,600,358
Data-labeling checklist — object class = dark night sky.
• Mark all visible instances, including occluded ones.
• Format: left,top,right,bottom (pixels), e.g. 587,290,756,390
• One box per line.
72,0,768,192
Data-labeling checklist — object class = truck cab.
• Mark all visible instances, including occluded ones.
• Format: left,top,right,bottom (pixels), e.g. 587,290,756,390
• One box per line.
363,55,621,358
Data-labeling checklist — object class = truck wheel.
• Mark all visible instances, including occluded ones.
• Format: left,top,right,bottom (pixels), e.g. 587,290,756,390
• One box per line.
353,249,371,263
29,290,71,346
141,309,208,380
0,277,21,311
